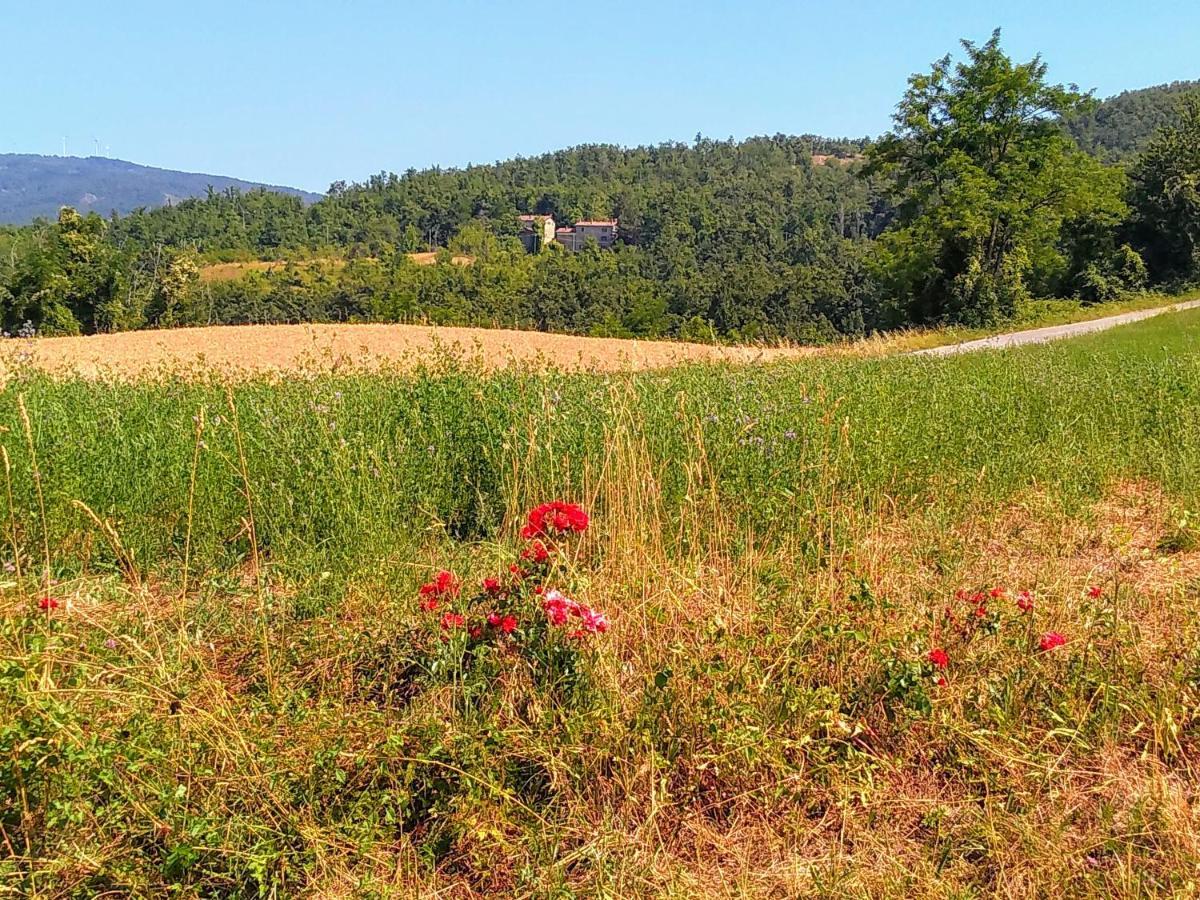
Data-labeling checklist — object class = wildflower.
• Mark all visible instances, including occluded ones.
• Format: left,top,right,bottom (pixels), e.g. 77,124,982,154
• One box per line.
974,604,988,619
928,647,949,669
38,596,59,610
499,615,518,634
419,570,460,608
1016,590,1034,613
954,589,968,602
487,611,502,627
542,589,579,626
1087,585,1103,599
579,607,609,634
989,586,1007,599
104,637,118,650
440,612,466,630
936,676,948,687
482,577,502,595
520,540,552,564
520,501,588,540
469,626,483,640
508,563,524,580
1039,631,1067,652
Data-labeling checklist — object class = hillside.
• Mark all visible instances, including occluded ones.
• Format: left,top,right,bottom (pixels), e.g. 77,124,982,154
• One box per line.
1067,79,1200,160
0,154,321,224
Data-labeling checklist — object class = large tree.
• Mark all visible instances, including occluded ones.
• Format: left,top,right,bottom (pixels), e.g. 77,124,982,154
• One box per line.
1129,94,1200,282
867,30,1117,325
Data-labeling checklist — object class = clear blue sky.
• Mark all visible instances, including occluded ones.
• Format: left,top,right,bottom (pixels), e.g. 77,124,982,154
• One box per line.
5,0,1197,193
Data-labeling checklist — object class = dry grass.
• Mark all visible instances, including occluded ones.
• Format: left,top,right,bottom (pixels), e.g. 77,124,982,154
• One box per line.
0,323,811,380
197,253,472,283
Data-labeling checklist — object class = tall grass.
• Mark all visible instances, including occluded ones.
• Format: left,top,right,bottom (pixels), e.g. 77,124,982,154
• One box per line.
2,311,1198,589
2,310,1200,896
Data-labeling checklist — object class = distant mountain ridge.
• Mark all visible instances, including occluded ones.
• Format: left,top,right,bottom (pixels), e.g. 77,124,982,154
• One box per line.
0,154,321,225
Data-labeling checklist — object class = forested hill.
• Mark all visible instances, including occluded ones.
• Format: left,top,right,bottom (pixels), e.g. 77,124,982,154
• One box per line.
0,154,321,225
1066,80,1200,160
1,34,1196,343
113,135,876,254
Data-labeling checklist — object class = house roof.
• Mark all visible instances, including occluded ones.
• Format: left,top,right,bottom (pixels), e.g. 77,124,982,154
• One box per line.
574,220,617,227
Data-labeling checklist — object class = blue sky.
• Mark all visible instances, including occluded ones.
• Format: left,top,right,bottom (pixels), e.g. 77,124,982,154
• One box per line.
4,0,1198,192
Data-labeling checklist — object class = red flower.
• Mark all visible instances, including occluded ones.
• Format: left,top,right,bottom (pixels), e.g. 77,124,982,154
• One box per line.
38,596,59,610
520,540,552,564
508,563,524,580
927,647,949,669
419,597,439,612
487,611,502,627
469,626,483,640
954,589,968,602
483,577,502,595
520,501,589,540
974,604,988,619
1087,585,1103,599
542,589,579,626
989,586,1007,599
419,570,460,604
440,612,466,630
1039,631,1066,652
936,676,948,687
1016,590,1034,613
499,615,518,634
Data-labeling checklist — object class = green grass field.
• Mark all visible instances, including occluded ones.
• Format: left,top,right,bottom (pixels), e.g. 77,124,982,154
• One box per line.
4,310,1200,896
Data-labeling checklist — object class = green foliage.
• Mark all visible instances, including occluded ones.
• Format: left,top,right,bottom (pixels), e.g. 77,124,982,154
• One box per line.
1066,79,1200,161
867,30,1120,325
1129,95,1200,282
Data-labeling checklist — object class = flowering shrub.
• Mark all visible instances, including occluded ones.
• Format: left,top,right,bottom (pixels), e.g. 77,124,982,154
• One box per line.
412,501,609,686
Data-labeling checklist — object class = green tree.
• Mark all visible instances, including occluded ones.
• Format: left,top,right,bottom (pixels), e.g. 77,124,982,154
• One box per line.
867,30,1102,325
1129,95,1200,282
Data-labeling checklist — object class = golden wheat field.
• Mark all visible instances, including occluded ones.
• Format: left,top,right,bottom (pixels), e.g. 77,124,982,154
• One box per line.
0,322,811,380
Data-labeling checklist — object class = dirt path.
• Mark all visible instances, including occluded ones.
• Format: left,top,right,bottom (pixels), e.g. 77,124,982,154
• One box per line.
912,299,1200,357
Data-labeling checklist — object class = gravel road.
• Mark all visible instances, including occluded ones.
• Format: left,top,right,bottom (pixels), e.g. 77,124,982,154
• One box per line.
912,299,1200,357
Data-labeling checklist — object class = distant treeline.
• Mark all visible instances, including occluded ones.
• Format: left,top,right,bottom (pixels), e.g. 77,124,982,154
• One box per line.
1,35,1197,342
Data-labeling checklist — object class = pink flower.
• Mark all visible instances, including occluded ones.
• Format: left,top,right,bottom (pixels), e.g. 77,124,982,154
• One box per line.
487,611,502,627
579,607,609,634
1039,631,1066,652
542,589,579,626
1016,590,1034,613
927,647,949,669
